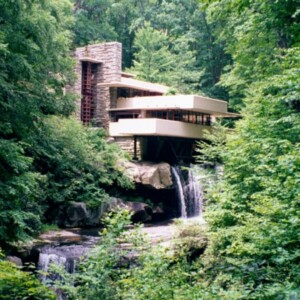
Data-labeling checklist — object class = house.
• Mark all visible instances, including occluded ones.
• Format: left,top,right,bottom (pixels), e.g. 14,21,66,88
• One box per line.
69,42,236,163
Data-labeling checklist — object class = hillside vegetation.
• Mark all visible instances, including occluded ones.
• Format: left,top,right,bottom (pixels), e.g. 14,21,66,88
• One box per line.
0,0,299,299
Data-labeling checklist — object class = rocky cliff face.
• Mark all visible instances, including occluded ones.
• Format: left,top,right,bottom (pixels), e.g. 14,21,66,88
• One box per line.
123,161,173,189
59,198,153,227
54,161,174,227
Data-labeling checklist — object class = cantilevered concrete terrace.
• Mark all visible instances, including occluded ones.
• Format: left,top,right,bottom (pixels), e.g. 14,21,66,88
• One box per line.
108,95,237,139
71,42,238,161
99,77,169,94
109,118,212,139
111,95,233,116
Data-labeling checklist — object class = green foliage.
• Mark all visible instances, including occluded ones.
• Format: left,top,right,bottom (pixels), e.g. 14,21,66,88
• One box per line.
129,23,200,93
73,0,117,46
71,210,132,299
0,256,55,300
116,220,237,300
150,0,230,97
72,0,230,97
0,139,45,244
172,219,208,260
27,116,132,218
196,122,229,165
0,0,75,135
40,223,60,233
201,48,300,298
0,0,74,247
206,0,300,108
129,24,175,84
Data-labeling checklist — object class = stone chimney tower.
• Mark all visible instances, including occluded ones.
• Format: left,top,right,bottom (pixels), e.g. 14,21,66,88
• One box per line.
70,42,122,128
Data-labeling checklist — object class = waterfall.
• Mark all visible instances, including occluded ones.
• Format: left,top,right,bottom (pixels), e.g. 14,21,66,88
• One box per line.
171,166,203,218
185,169,203,217
37,232,100,283
171,166,187,218
37,245,82,283
38,252,68,283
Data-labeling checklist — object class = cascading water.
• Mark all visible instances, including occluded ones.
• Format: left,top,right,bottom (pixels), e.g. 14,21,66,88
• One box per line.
185,169,203,217
38,252,67,283
171,166,187,218
171,165,203,218
37,230,100,283
38,245,83,282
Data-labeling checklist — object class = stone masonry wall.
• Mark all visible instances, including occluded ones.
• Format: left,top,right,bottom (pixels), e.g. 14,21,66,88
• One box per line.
67,43,143,159
69,42,122,129
114,137,141,160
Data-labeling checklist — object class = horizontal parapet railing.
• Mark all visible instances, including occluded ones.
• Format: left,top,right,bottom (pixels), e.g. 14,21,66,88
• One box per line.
114,95,230,115
109,118,212,139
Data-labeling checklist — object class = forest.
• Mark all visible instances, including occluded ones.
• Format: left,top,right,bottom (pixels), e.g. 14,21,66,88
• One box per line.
0,0,299,299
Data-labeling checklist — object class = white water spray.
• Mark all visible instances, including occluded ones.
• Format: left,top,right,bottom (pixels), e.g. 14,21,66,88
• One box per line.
171,166,187,218
171,166,204,218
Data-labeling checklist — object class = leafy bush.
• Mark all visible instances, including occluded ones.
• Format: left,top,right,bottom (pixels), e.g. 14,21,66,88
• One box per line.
200,49,300,299
0,114,132,247
0,139,46,246
0,254,55,300
117,228,212,300
172,219,208,260
52,212,209,300
28,116,132,212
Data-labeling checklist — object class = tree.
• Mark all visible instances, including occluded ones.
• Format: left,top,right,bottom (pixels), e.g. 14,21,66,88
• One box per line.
129,23,200,93
205,0,300,108
129,24,175,84
201,48,300,298
73,0,117,46
0,0,74,246
150,0,229,96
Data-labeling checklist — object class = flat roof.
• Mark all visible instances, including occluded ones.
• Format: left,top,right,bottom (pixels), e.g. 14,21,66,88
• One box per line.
98,77,169,94
109,118,211,139
108,95,237,116
79,57,103,63
121,72,136,78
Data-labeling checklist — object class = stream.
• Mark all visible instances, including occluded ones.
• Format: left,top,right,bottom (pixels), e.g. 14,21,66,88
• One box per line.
35,165,205,296
36,228,101,281
36,222,176,278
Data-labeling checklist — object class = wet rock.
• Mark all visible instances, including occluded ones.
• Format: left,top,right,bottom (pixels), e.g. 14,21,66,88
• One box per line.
67,202,87,225
59,198,153,228
152,205,164,214
62,202,105,228
123,161,173,189
151,205,167,222
110,198,153,223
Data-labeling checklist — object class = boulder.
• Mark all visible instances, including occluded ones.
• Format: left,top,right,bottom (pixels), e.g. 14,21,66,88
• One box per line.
64,202,105,227
151,205,167,222
109,198,153,223
123,161,173,189
66,202,87,225
60,198,152,227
